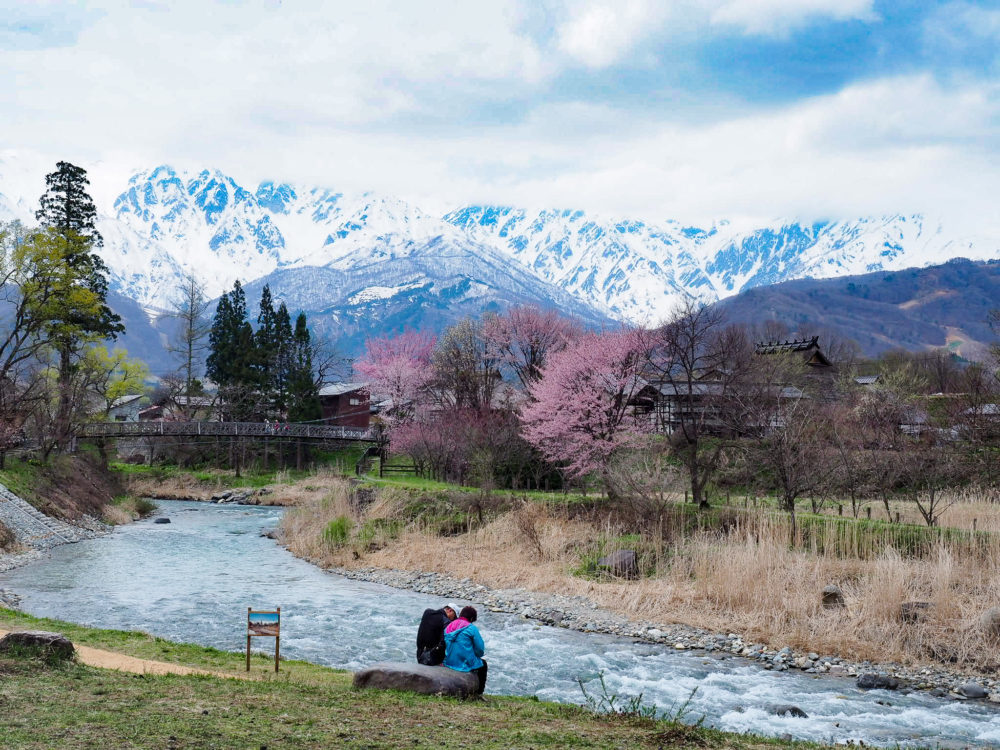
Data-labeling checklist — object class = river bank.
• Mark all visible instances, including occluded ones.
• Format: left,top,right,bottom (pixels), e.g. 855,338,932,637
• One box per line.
269,479,1000,707
317,562,1000,705
0,608,822,750
93,465,1000,707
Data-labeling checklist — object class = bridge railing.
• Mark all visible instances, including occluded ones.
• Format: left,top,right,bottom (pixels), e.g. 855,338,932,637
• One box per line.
76,421,378,442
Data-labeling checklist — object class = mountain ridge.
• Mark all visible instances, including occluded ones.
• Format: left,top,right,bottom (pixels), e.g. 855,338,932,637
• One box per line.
2,157,999,369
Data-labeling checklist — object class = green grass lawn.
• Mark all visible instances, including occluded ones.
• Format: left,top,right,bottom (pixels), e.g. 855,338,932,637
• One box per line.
0,609,828,749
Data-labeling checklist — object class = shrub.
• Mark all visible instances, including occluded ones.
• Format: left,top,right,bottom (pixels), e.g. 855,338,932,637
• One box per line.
322,516,353,547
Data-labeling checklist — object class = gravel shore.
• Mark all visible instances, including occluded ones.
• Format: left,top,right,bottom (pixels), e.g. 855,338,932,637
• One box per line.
325,563,1000,704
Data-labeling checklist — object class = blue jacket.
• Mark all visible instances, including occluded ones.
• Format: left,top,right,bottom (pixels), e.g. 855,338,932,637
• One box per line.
443,622,484,672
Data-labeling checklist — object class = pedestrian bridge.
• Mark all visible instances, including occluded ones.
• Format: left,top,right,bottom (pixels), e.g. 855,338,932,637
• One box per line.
76,421,379,443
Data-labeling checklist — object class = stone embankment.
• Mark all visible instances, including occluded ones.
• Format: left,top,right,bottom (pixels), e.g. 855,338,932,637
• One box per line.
328,565,1000,705
0,482,110,580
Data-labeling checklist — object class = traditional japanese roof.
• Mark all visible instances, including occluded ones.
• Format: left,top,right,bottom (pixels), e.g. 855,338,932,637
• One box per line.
754,336,833,368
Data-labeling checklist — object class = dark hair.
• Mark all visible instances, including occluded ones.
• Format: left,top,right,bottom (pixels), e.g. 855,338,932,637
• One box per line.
459,606,477,623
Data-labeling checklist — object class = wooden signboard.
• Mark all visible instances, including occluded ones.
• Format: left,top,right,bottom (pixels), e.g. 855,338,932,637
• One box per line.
246,607,280,672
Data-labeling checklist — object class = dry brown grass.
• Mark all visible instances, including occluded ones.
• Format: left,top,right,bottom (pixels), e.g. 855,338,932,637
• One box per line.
281,482,1000,673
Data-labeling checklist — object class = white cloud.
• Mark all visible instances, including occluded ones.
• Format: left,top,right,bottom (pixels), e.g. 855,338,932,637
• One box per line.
555,0,668,69
705,0,877,36
1,2,996,236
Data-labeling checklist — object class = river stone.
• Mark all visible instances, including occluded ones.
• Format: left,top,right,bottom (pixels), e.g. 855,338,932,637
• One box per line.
0,630,75,660
978,607,1000,637
899,601,931,623
822,585,845,609
596,550,639,579
958,682,988,699
353,662,479,698
769,704,808,718
153,517,171,524
857,673,900,690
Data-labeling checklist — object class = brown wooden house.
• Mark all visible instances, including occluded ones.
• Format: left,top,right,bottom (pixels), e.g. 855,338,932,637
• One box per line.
318,383,370,428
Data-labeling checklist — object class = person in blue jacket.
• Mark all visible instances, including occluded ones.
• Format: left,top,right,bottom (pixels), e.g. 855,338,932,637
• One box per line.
443,605,487,694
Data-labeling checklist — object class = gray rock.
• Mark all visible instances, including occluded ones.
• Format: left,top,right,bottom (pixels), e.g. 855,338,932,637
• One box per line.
596,549,639,579
958,682,988,699
353,662,479,698
769,704,808,718
857,673,900,690
900,601,931,623
979,607,1000,638
153,517,171,524
0,630,75,660
822,584,846,609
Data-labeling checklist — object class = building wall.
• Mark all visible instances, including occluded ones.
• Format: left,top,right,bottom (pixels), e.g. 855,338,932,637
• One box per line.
320,390,370,428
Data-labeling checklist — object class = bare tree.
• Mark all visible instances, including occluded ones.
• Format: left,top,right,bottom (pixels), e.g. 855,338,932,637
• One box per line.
431,318,501,411
644,301,741,509
167,274,212,414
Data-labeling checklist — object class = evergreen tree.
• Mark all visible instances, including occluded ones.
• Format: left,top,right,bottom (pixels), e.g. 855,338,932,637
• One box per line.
36,161,123,448
206,281,256,418
254,285,277,394
35,161,122,340
287,312,320,422
272,302,294,414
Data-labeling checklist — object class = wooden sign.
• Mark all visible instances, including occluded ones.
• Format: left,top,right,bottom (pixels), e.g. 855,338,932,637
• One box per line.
246,607,280,672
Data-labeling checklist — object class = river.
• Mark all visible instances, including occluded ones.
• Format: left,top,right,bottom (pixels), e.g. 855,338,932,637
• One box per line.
2,500,998,748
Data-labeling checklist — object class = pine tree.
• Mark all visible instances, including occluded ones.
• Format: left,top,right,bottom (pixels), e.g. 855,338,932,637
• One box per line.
35,161,122,339
254,285,277,396
272,302,294,415
36,161,123,449
206,281,256,419
287,312,320,422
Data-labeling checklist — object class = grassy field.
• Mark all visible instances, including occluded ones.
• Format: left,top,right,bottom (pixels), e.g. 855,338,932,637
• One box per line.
0,609,823,750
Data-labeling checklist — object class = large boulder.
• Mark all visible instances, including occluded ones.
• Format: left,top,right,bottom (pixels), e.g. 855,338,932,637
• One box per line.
597,550,639,579
958,682,988,699
768,704,808,718
856,673,900,691
0,630,75,661
353,662,480,698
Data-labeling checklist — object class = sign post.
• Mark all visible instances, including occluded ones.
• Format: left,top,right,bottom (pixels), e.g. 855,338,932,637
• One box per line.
246,607,281,672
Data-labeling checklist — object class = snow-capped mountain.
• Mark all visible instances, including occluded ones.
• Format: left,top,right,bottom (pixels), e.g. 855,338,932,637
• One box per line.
2,157,999,348
444,208,998,322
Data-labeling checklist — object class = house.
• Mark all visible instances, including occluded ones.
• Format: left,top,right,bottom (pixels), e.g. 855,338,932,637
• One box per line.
107,394,146,422
318,383,370,428
636,336,833,437
753,336,833,369
139,395,218,422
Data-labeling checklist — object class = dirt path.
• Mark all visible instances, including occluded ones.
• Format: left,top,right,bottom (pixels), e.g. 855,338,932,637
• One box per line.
0,628,251,679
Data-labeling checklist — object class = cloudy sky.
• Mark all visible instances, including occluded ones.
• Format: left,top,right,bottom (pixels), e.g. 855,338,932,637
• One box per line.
3,0,999,226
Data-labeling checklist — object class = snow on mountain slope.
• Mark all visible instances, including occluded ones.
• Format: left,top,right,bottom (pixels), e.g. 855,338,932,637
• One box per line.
2,156,998,328
444,207,1000,323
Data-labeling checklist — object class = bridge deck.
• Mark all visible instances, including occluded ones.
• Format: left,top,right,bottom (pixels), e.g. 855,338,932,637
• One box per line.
77,421,378,442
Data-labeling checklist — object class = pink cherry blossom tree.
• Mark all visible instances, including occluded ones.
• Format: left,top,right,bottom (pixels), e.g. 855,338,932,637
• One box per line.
521,328,652,497
482,305,583,390
355,329,435,425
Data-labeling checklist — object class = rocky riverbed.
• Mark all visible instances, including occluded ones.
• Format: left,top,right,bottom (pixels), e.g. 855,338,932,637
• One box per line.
325,563,1000,705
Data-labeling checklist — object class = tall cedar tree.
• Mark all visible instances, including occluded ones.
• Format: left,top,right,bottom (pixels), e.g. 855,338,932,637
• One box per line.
207,281,255,385
36,161,123,449
287,313,321,422
255,285,278,395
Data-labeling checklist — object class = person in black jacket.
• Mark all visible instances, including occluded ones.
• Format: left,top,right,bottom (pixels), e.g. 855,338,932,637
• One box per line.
416,603,457,665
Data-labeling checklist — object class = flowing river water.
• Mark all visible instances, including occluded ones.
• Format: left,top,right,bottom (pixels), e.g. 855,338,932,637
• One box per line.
2,500,999,748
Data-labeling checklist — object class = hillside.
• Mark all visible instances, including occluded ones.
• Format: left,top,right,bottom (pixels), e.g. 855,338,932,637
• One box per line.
714,258,1000,357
